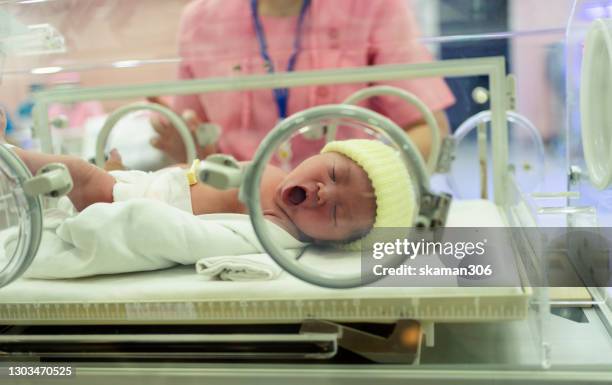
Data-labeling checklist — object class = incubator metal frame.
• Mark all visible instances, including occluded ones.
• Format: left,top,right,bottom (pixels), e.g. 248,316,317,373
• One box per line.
30,57,510,208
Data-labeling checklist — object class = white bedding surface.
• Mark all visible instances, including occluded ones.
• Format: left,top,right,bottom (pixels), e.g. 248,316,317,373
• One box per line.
0,264,524,303
0,200,528,323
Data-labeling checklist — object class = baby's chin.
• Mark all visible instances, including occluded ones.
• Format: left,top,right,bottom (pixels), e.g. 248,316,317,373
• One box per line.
264,194,304,241
271,208,320,243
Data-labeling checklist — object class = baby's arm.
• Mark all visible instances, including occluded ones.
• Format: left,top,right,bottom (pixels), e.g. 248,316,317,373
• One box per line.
188,162,286,216
189,183,242,215
12,148,115,211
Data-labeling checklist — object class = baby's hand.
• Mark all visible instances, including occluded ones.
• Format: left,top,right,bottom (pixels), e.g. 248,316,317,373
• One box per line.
104,148,126,171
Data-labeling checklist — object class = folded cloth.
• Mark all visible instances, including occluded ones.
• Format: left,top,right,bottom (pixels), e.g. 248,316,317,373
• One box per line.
196,254,282,281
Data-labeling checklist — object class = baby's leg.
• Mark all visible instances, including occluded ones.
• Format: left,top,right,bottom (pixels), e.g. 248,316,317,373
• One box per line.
12,148,115,211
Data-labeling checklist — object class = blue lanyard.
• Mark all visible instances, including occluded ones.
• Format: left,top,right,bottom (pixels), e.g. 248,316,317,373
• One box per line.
251,0,311,120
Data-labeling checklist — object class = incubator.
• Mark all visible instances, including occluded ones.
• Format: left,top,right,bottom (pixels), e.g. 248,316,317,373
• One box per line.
0,0,611,383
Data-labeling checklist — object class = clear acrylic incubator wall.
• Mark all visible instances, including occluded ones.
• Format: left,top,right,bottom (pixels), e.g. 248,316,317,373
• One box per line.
0,0,610,383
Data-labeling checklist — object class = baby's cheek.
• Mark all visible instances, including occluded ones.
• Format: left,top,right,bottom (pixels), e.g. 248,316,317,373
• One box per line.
295,211,328,235
299,211,323,227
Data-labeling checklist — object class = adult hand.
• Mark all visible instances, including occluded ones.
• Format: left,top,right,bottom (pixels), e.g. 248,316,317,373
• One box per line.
104,148,126,171
147,96,214,163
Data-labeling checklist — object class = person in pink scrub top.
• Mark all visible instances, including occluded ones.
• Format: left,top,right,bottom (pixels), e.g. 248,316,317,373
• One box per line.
149,0,455,166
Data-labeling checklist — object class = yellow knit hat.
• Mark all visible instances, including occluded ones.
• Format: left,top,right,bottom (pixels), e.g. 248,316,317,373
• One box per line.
321,139,417,249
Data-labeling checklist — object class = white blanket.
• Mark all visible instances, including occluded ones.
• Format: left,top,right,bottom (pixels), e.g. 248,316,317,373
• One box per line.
4,199,303,279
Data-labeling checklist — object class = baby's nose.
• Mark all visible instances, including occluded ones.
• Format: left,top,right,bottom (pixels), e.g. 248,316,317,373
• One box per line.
316,182,332,206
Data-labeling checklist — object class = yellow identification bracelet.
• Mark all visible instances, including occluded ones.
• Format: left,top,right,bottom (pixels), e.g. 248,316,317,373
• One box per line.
186,159,200,186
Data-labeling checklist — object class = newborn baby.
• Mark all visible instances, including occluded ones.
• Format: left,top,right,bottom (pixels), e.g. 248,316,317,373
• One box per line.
10,135,415,248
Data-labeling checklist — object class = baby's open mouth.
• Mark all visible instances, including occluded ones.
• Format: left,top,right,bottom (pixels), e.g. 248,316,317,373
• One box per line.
284,185,307,206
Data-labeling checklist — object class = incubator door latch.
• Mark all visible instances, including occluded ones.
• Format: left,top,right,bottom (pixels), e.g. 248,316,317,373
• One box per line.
435,137,456,174
569,165,584,186
22,163,73,198
416,192,452,229
197,154,244,190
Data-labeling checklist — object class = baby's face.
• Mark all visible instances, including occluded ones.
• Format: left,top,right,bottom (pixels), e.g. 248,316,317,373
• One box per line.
274,152,376,242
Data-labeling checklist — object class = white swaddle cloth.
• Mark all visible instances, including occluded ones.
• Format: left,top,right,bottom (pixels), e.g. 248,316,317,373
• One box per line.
54,166,193,217
3,200,304,279
109,167,193,213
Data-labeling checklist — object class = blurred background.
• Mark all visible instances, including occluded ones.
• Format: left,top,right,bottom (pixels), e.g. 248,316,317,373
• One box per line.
0,0,585,195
